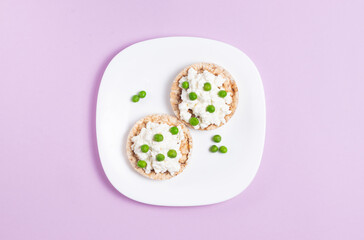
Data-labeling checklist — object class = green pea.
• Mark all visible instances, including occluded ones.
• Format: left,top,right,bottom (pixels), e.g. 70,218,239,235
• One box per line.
219,146,228,153
206,105,215,113
140,144,149,153
167,149,177,158
182,81,189,89
203,82,211,91
210,145,218,153
212,135,221,143
137,160,147,168
138,90,146,98
170,126,179,135
132,95,139,102
156,154,165,161
218,90,227,98
189,117,199,126
154,134,164,142
189,92,197,100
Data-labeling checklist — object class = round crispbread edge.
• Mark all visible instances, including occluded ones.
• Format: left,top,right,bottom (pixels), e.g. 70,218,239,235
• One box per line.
170,62,239,130
126,114,193,180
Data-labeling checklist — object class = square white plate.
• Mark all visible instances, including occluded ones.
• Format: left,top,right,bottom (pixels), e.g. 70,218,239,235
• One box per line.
96,37,266,206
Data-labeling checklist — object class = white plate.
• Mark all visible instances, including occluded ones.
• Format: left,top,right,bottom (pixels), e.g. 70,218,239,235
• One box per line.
96,37,266,206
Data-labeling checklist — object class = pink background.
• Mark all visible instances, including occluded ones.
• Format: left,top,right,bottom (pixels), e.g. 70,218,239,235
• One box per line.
1,0,363,239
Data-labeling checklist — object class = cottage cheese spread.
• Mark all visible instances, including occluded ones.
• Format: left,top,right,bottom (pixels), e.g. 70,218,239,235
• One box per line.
178,68,233,129
131,122,184,175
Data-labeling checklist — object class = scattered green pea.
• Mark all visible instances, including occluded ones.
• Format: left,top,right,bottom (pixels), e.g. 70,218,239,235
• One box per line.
189,117,199,126
182,81,189,89
137,160,147,168
140,144,149,153
218,90,227,98
212,135,221,143
206,105,215,113
203,82,211,91
170,126,179,135
156,154,165,161
132,95,139,102
138,90,146,98
219,146,228,153
189,92,197,100
167,149,177,158
210,145,218,153
154,134,164,142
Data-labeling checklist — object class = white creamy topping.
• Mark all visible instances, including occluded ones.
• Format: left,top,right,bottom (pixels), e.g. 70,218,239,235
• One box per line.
178,68,233,129
131,122,184,175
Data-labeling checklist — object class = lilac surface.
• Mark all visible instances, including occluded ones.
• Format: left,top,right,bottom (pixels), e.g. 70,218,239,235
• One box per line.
1,0,364,239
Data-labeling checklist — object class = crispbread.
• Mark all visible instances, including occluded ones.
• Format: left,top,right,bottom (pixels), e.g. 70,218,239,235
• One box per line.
170,63,239,130
126,114,193,180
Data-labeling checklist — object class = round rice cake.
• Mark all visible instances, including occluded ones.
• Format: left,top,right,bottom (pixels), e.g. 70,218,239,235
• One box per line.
170,63,239,130
126,114,193,180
